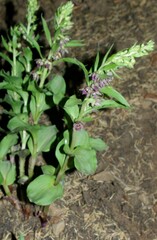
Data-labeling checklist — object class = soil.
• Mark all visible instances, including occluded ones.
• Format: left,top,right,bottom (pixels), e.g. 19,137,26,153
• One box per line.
0,0,157,239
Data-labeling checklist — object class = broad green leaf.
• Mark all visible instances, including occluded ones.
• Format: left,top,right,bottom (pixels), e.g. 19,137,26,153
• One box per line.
89,138,108,151
41,16,52,47
72,129,90,149
46,75,66,104
16,60,25,76
53,93,65,104
0,134,18,161
46,75,66,94
0,161,16,185
30,92,50,122
23,47,33,62
55,139,66,167
74,147,97,175
27,174,64,205
41,165,56,176
7,114,29,132
101,86,130,107
28,125,58,153
4,95,23,114
64,95,81,121
2,74,23,88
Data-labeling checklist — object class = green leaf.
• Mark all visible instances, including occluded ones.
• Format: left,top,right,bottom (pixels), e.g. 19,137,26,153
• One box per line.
74,147,97,175
101,44,114,66
7,114,29,132
41,16,52,47
72,129,90,149
29,95,36,121
94,52,100,72
55,139,66,167
58,57,89,83
0,161,16,185
0,52,13,66
101,86,130,107
89,138,108,151
62,130,71,154
0,134,18,161
42,165,56,176
30,92,50,122
28,125,58,153
94,99,129,110
23,47,33,62
4,95,23,114
0,172,3,185
18,233,25,240
27,174,64,205
64,95,81,121
46,75,66,104
1,36,10,52
65,40,85,47
26,35,42,58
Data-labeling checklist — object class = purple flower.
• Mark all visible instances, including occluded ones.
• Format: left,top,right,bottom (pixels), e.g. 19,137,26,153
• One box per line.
31,71,39,81
73,122,84,131
80,72,113,104
91,72,99,82
44,60,52,70
35,59,44,68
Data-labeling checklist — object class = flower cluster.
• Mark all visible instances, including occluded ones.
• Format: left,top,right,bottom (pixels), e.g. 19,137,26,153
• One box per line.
54,1,74,34
31,58,52,81
80,72,113,98
35,59,52,70
53,37,70,60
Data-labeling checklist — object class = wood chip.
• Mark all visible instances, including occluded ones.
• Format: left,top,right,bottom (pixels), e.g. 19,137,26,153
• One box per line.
92,171,114,182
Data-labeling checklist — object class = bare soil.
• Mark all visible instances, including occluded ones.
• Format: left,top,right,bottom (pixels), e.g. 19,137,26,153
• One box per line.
0,0,157,239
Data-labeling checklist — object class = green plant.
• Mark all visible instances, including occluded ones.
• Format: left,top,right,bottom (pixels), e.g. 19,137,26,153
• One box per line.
0,0,154,208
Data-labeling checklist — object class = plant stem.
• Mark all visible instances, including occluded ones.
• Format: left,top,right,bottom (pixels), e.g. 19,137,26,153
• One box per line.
28,155,37,179
3,184,11,196
55,156,69,185
19,157,26,178
39,68,48,88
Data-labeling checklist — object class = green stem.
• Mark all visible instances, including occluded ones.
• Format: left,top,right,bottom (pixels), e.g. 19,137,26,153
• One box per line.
3,184,11,196
19,157,26,178
28,155,37,179
55,155,69,185
12,47,17,76
39,68,48,88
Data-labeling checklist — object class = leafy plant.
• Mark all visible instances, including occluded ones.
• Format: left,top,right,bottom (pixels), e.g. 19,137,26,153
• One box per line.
0,0,154,209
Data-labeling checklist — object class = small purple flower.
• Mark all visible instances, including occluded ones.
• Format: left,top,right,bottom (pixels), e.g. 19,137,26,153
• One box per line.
73,122,84,131
92,84,100,92
80,88,88,95
31,71,39,81
35,59,44,68
44,60,52,70
91,72,99,82
80,72,113,103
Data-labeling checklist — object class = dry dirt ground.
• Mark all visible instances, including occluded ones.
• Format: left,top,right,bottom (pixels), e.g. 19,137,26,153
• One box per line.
0,0,157,239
